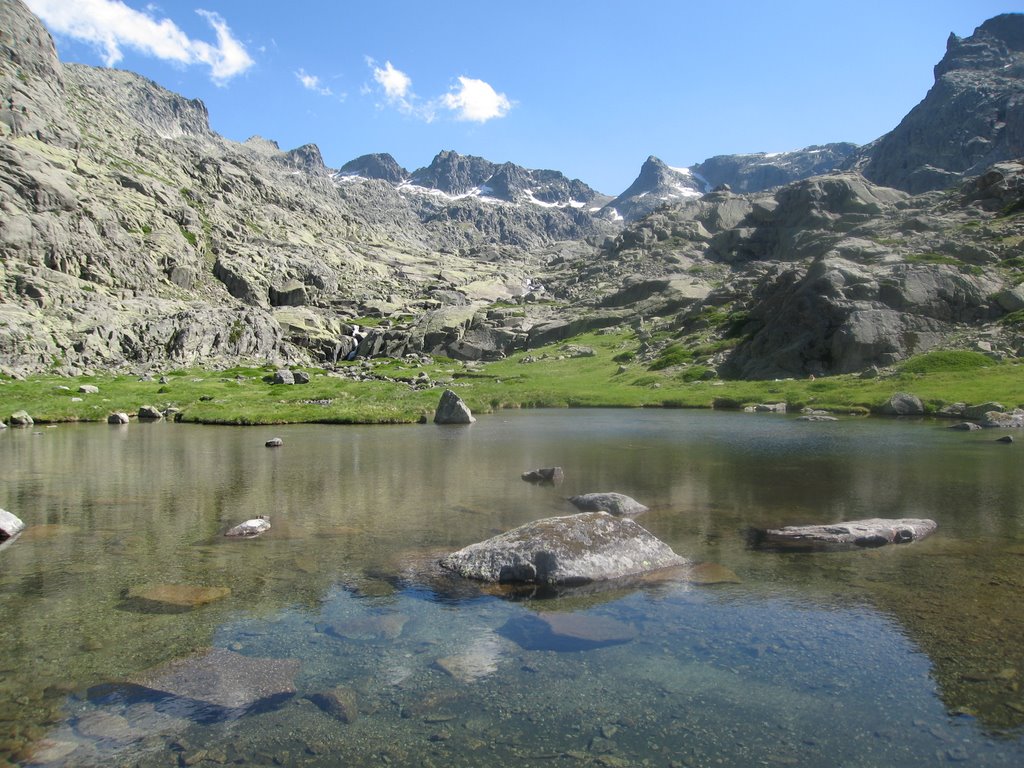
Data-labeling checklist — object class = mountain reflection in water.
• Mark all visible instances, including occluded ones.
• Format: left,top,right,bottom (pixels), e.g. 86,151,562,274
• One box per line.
1,410,1022,766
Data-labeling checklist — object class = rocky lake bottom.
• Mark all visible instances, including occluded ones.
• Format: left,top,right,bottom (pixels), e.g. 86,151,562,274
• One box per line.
1,409,1023,767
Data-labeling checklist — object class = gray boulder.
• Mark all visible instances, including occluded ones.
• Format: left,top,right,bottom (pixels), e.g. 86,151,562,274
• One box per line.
440,511,686,584
137,404,163,420
265,437,283,447
292,370,310,384
225,516,271,538
272,369,295,385
9,410,33,427
107,411,130,424
434,389,475,424
980,409,1024,428
948,421,983,431
1,509,26,541
78,384,99,394
568,492,649,517
755,517,938,550
879,392,925,416
521,467,564,484
964,402,1004,419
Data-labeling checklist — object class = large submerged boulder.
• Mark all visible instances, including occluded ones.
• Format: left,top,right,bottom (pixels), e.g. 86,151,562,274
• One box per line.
439,511,686,585
753,517,938,551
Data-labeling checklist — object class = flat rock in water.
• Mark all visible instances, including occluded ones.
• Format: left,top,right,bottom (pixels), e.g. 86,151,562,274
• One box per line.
687,562,742,585
125,648,299,717
0,508,26,541
434,637,502,682
318,613,408,641
568,492,648,517
439,511,686,584
224,517,271,538
500,611,636,651
307,685,358,723
755,517,937,551
126,584,231,608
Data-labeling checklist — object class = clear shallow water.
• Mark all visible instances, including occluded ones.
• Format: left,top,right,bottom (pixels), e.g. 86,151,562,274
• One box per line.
1,409,1023,766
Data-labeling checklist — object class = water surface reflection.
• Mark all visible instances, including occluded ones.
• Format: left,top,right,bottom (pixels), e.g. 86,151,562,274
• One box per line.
1,410,1022,766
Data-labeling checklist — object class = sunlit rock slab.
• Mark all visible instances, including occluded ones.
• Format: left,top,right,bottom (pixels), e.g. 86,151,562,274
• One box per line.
754,518,937,551
440,511,687,585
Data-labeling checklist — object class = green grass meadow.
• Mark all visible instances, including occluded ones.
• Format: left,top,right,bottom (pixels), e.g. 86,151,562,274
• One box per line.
2,331,1022,426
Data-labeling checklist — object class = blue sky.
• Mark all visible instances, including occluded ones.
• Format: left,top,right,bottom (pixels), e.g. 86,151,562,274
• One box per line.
25,0,1023,194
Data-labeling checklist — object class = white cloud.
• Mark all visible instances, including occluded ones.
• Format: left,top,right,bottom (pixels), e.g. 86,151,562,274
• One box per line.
25,0,254,84
295,68,332,97
372,60,411,101
365,59,511,124
442,76,512,122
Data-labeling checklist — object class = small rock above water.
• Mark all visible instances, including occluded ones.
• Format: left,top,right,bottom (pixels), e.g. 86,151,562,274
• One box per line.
879,392,925,416
137,405,163,420
224,516,271,538
10,410,33,427
1,508,26,542
568,492,648,517
107,412,130,424
521,467,564,484
753,517,937,551
439,511,686,585
948,421,983,431
434,389,475,424
265,437,283,447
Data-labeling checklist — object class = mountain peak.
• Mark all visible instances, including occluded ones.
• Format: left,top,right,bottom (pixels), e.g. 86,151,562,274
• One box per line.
602,156,704,221
338,153,408,184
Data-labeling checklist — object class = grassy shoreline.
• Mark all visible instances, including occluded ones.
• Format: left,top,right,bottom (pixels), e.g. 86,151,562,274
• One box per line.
2,332,1022,426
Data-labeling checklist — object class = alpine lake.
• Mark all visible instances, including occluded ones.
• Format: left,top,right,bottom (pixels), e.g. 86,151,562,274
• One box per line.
1,408,1023,767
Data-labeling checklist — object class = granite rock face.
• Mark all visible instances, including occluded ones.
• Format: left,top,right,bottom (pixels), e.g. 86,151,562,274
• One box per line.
861,14,1024,193
439,511,687,585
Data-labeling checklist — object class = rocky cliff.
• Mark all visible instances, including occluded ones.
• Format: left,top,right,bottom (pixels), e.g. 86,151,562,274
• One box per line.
860,14,1024,193
1,0,1022,380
